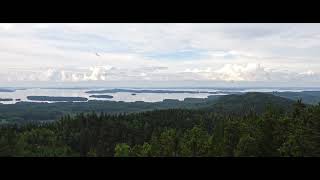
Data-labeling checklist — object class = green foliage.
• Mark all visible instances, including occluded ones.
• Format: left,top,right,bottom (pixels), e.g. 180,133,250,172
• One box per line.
0,136,11,156
114,143,131,157
180,126,210,156
235,135,259,157
130,142,152,157
158,128,180,156
223,120,241,156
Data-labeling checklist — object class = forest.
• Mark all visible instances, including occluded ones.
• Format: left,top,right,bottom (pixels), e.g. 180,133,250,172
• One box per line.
1,93,319,157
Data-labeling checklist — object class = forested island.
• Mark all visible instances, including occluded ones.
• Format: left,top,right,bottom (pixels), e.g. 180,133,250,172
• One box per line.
0,98,13,101
26,96,88,102
0,89,15,92
89,95,114,99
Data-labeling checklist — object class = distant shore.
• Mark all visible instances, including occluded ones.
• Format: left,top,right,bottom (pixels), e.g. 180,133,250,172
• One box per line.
27,96,88,102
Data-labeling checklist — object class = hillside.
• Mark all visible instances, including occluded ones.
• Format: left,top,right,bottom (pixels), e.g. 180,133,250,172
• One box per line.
270,91,320,105
1,94,319,157
207,92,295,114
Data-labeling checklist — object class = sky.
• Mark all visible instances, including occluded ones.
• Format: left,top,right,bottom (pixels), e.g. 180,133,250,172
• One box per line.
1,23,320,88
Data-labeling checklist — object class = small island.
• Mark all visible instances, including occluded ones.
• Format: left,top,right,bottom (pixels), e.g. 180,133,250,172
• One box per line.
0,98,13,101
27,96,88,102
0,89,15,92
131,93,136,96
89,95,114,99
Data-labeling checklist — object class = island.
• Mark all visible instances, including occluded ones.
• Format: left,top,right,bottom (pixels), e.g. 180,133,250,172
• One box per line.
0,89,15,92
0,98,13,101
89,95,114,99
131,93,137,96
27,96,88,102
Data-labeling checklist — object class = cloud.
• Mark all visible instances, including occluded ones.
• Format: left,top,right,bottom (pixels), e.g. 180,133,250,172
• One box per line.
182,63,320,83
84,66,109,81
0,66,110,82
0,23,14,31
1,23,320,86
213,63,270,81
182,63,267,81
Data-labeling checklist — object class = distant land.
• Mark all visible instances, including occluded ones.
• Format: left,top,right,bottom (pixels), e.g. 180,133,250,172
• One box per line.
0,98,13,101
89,95,114,99
26,96,88,102
85,88,222,94
268,91,320,105
0,89,15,92
40,87,90,90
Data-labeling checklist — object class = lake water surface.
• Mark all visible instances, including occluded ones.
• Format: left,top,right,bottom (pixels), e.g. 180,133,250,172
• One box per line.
0,87,317,104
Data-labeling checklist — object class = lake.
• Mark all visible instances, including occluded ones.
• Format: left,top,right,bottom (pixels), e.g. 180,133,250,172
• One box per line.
0,87,317,104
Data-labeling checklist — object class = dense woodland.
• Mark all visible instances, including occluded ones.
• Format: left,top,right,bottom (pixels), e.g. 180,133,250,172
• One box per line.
1,94,319,157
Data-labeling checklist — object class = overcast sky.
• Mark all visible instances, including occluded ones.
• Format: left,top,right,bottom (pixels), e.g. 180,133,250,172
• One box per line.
1,23,320,87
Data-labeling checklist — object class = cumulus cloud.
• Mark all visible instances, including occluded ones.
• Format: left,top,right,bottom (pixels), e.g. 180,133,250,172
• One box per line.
213,63,270,81
182,63,320,83
0,66,111,82
0,65,169,82
83,66,109,81
1,63,320,85
183,64,268,81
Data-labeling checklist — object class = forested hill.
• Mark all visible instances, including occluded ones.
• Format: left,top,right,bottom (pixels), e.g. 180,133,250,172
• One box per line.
0,92,297,124
1,96,319,157
269,91,320,105
207,92,296,114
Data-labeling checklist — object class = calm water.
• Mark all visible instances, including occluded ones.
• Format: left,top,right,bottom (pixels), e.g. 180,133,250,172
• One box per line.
0,87,316,104
0,88,217,104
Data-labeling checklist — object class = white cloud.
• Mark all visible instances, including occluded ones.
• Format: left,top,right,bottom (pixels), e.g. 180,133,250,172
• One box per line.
1,23,320,86
0,23,14,31
213,63,269,81
182,63,320,83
